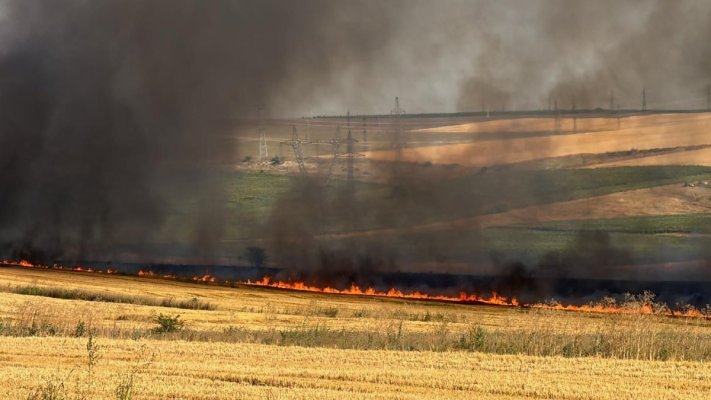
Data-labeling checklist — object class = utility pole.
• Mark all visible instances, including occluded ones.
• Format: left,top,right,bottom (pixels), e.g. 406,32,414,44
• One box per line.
642,88,647,112
257,106,268,161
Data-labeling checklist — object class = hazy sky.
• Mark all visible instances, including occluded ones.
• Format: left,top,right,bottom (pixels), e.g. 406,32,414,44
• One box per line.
1,1,710,117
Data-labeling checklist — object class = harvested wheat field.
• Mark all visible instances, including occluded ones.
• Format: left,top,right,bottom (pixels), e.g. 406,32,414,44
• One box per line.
367,113,711,167
0,267,710,399
2,337,711,400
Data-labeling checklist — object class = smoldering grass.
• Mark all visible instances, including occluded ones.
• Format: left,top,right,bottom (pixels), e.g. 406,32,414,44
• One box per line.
5,285,215,310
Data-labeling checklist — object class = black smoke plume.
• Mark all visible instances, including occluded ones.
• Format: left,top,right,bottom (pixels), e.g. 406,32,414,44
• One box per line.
2,1,710,305
0,0,399,263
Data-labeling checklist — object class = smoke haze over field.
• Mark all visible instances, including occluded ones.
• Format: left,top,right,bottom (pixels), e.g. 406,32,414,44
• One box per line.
0,0,401,262
3,1,707,117
0,0,711,301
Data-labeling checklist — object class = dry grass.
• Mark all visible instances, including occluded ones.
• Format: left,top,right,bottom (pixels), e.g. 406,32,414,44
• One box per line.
1,284,214,310
2,337,710,400
0,267,709,399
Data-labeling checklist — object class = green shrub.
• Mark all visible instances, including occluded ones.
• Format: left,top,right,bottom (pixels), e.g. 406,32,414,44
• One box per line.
154,314,184,333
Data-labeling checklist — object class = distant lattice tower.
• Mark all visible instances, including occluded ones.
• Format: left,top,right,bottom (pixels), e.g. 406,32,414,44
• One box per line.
609,89,615,111
571,97,577,133
642,88,647,112
257,106,268,161
362,116,367,143
554,99,561,134
343,111,365,229
345,111,356,194
706,84,710,111
390,96,406,159
308,124,342,187
285,126,307,176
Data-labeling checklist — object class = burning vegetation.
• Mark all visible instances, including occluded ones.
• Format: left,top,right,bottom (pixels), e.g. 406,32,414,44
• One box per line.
2,259,708,320
1,1,711,399
0,0,710,318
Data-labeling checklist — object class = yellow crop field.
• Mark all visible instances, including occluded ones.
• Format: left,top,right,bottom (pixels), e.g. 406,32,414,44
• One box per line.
0,267,709,399
3,337,711,400
366,113,711,167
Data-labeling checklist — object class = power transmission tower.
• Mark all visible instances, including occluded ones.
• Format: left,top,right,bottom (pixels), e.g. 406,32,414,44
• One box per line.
257,106,268,161
309,125,342,187
609,89,615,111
707,84,710,111
306,112,311,142
642,88,647,112
362,116,367,143
554,99,561,134
390,96,406,160
281,126,307,176
571,97,577,133
345,111,356,195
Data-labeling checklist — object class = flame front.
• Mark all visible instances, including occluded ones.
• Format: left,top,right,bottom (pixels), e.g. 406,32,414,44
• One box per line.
243,275,519,306
2,260,708,319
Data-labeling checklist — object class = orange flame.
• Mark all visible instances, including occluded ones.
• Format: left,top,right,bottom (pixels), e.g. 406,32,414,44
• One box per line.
2,260,708,319
192,274,216,283
242,275,518,306
138,270,176,279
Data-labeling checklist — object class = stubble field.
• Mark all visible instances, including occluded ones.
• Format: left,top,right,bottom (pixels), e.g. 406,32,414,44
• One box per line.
0,267,709,399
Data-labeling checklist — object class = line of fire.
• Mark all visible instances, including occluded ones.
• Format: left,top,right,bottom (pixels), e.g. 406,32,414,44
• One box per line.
2,259,707,319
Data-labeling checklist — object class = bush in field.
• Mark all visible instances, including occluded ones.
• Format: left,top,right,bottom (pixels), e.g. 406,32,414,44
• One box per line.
154,314,184,333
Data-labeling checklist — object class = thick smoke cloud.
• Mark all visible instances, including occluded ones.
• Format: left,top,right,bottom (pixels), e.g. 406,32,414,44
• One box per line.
1,1,710,304
0,0,399,263
256,0,711,302
453,0,711,111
